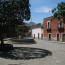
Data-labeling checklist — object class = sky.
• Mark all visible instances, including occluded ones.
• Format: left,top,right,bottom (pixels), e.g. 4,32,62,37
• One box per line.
26,0,65,24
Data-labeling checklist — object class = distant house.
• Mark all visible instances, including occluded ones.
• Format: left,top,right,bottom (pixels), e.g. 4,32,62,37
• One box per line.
31,23,43,39
23,22,35,37
29,22,36,26
43,16,65,42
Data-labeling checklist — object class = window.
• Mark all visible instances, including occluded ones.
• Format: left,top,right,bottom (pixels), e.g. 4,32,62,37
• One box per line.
59,21,63,28
47,21,50,29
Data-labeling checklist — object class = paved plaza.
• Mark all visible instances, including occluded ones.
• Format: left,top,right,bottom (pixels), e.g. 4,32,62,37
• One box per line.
0,39,65,65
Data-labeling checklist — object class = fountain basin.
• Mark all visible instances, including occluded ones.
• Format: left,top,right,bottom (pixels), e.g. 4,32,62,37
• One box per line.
10,37,36,44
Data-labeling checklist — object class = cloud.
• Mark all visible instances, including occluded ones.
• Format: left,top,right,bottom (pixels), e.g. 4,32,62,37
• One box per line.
32,7,52,13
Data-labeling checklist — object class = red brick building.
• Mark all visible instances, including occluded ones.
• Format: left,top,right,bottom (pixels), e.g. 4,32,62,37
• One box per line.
43,17,65,42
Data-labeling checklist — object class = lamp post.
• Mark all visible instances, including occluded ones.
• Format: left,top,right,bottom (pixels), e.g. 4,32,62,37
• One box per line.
30,18,32,37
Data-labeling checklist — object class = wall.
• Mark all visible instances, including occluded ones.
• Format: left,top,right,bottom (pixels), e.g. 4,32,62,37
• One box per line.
32,28,41,39
43,17,65,41
41,29,43,34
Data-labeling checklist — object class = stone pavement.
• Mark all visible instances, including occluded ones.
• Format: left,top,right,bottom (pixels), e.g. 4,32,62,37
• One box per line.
0,39,65,65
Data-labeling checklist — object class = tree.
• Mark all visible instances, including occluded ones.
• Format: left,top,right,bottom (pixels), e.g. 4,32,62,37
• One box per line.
16,25,30,39
0,0,31,45
52,2,65,24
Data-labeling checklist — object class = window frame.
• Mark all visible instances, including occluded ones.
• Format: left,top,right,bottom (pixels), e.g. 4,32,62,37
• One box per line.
47,21,50,29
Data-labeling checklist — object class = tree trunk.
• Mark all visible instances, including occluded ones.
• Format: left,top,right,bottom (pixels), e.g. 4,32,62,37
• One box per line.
0,34,4,45
1,37,4,45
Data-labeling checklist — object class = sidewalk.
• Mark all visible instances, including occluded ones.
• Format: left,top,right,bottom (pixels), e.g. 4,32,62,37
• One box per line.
0,39,65,65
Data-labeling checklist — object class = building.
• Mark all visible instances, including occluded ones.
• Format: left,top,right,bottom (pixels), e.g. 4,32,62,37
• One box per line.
31,23,43,39
29,22,36,26
43,16,65,42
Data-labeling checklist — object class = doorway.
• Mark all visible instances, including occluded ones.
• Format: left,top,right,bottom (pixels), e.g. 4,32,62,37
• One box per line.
34,34,35,39
49,34,51,40
41,34,43,39
62,34,65,42
38,33,39,39
57,34,60,41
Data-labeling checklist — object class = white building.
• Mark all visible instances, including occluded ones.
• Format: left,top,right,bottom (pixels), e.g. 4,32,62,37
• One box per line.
31,24,43,39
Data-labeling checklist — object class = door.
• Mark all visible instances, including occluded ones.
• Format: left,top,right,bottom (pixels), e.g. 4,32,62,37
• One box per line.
49,34,51,40
41,34,43,39
57,34,59,41
62,34,65,42
34,34,35,39
38,33,39,39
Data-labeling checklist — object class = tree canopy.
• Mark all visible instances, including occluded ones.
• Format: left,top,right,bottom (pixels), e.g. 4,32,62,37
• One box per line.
52,2,65,23
0,0,31,44
16,25,29,34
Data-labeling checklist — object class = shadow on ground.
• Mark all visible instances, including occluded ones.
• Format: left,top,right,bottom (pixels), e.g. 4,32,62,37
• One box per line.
0,47,52,60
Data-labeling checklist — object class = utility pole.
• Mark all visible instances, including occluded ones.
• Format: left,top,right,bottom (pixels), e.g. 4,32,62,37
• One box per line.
30,18,32,37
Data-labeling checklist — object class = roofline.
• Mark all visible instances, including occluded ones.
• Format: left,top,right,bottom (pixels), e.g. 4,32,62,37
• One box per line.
32,27,41,29
43,16,53,19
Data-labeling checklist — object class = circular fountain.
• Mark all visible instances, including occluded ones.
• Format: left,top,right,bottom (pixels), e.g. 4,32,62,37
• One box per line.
10,37,36,44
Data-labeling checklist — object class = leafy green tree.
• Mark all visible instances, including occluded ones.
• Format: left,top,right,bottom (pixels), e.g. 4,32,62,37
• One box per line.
0,0,31,44
52,2,65,23
16,25,30,38
16,25,29,34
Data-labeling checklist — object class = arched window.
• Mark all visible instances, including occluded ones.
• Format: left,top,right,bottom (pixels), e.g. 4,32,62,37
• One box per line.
47,21,50,29
59,21,63,28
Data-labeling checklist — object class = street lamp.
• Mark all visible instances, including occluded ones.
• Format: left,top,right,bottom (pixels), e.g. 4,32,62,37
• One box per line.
30,18,32,37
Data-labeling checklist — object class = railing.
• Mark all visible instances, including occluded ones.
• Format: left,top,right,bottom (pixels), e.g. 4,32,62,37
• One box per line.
47,27,51,32
57,24,64,32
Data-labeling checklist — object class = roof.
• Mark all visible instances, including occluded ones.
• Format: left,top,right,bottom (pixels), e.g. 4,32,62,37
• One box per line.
31,24,41,29
19,22,25,25
44,16,52,19
29,22,36,26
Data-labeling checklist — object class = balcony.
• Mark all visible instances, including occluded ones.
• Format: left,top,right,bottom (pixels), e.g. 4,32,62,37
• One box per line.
58,25,64,32
47,28,51,32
